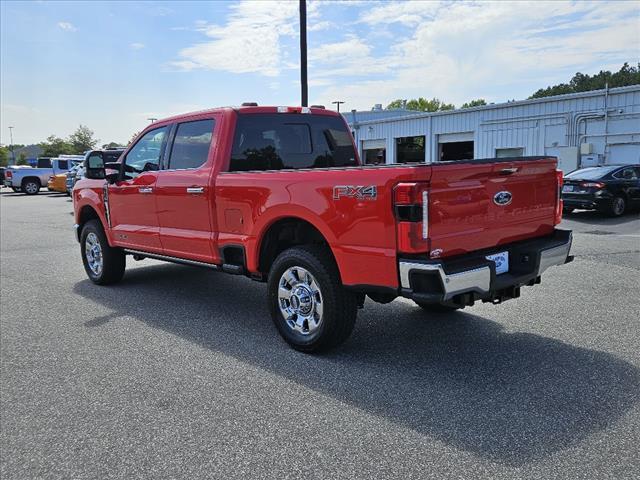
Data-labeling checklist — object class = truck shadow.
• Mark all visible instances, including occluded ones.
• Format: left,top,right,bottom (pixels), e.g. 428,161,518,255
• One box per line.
73,263,639,466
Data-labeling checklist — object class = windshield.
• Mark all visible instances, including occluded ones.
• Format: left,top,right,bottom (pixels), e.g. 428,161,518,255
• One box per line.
565,166,619,180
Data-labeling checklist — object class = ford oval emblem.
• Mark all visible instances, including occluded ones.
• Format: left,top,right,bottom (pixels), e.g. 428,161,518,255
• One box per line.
493,191,513,206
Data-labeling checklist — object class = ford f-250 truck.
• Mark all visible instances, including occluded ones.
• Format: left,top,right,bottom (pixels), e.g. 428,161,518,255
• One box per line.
73,105,573,352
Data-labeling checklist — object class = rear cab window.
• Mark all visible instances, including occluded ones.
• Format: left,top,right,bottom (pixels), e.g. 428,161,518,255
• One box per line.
229,113,357,172
167,119,215,170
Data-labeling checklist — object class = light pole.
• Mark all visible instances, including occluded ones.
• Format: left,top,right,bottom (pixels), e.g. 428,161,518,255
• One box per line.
332,101,345,113
299,0,308,107
8,126,15,164
147,117,158,123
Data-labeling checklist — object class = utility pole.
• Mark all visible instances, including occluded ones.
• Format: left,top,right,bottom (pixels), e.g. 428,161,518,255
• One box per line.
8,126,15,165
332,101,345,113
299,0,308,107
147,117,158,123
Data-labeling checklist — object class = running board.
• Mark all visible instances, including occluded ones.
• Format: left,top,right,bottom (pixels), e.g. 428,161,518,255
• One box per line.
124,249,220,270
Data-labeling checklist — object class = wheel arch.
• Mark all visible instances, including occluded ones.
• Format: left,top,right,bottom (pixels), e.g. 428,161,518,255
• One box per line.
256,216,341,280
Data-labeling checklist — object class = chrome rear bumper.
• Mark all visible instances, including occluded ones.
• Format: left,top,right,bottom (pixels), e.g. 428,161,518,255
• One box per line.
399,229,573,304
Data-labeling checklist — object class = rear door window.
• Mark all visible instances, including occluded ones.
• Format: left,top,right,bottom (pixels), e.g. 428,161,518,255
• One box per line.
229,114,357,172
58,160,69,170
168,119,215,170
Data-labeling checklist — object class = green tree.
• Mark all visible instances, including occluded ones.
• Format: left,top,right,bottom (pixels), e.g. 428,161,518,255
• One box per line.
386,99,406,110
16,152,28,165
0,147,9,167
461,99,487,108
39,135,74,157
68,125,98,154
386,97,455,112
530,62,640,99
102,142,124,149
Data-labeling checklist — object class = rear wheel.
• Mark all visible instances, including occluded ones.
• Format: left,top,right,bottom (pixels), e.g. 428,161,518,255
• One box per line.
563,207,574,214
607,196,626,217
80,220,125,285
268,245,358,353
22,179,40,195
415,301,461,313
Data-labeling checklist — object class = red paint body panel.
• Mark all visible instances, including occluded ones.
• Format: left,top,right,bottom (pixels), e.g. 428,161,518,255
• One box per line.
74,106,561,291
428,159,557,258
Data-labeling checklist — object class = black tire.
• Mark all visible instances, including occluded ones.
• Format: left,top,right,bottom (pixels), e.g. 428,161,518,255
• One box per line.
606,195,626,217
22,178,40,195
415,301,461,313
11,187,21,193
80,219,125,285
267,245,358,353
562,207,574,215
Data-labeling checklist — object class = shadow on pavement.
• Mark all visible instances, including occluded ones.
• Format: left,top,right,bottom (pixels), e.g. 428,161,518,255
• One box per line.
73,262,640,466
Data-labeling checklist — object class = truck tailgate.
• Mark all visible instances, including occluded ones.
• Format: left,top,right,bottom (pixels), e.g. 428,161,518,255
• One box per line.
428,158,558,258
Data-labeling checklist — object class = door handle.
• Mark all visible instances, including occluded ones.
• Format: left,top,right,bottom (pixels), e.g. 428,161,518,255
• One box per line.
499,167,519,175
138,187,153,194
186,187,204,194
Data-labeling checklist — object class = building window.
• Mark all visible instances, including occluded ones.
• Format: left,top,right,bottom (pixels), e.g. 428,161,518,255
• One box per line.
396,136,425,163
363,148,385,165
496,147,524,158
440,141,474,161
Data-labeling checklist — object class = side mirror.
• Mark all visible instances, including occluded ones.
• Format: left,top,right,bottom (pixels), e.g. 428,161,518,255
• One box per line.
104,162,121,184
84,154,105,180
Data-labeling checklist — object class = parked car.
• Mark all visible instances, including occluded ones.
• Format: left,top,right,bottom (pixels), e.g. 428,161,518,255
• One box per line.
562,164,640,216
66,149,124,194
47,173,68,193
0,167,5,185
65,164,82,194
73,105,572,352
4,156,83,195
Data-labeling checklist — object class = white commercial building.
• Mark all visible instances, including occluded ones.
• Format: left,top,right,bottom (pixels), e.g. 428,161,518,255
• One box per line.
344,85,640,172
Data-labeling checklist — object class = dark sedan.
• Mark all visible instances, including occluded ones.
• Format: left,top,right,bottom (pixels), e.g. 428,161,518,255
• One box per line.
562,164,640,216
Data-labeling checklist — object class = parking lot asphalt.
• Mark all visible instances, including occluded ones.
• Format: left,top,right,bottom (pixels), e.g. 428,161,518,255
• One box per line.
1,189,639,480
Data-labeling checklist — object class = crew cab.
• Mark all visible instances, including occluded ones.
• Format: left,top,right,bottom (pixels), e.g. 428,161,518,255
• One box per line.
73,105,573,352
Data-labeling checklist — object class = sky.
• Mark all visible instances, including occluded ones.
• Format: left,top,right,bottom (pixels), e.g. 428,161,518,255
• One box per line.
1,0,638,145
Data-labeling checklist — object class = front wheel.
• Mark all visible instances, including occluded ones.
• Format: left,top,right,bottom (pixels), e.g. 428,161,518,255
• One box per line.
80,220,125,285
268,245,358,353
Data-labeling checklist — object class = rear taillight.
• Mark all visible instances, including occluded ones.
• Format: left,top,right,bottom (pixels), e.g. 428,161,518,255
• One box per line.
6,170,12,179
555,170,563,225
580,182,605,189
393,182,429,253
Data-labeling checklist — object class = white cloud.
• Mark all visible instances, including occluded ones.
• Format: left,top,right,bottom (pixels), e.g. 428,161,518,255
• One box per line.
57,21,76,32
130,42,145,50
308,20,331,32
315,1,640,109
171,1,299,77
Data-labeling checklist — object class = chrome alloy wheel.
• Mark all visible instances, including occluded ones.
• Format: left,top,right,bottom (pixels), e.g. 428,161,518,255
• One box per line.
278,266,324,336
24,182,39,194
85,232,104,276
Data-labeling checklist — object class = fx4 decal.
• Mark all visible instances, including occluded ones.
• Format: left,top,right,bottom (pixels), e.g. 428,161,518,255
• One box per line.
333,185,377,200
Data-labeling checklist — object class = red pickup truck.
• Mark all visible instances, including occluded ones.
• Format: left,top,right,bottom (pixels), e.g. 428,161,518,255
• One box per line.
73,105,572,352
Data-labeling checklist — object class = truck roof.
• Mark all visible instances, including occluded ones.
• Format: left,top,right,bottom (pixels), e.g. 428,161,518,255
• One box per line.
155,105,339,125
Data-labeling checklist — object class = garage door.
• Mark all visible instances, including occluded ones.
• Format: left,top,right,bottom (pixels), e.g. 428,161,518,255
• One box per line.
362,139,386,150
438,132,474,143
